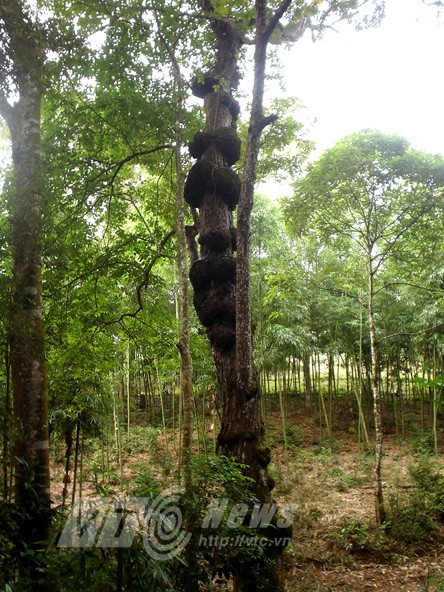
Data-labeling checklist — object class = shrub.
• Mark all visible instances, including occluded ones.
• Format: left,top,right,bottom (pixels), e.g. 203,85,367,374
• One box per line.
285,426,304,448
385,456,444,549
411,426,436,456
331,519,385,555
386,492,435,547
409,456,444,519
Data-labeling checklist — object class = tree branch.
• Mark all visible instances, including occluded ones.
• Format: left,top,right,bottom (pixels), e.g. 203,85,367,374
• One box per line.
0,90,13,126
0,0,44,86
379,322,444,342
308,278,364,304
257,113,278,132
89,145,173,187
198,0,254,44
264,0,292,40
121,194,158,244
185,225,198,266
374,280,444,297
135,229,176,312
372,203,435,275
276,17,307,42
94,229,176,328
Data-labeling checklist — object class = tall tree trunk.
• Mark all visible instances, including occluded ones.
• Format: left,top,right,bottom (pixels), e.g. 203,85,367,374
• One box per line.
3,338,11,499
62,424,73,508
0,2,51,579
303,350,312,406
367,250,386,525
152,5,194,486
172,54,193,488
185,3,302,589
187,10,267,489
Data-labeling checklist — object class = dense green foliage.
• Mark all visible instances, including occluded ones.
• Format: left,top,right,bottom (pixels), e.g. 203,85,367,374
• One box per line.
0,0,443,590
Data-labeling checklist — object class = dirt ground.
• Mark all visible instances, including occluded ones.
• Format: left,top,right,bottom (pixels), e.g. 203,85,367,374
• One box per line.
272,408,444,592
50,402,444,591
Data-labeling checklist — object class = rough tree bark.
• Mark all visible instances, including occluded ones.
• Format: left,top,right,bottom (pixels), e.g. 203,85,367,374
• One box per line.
184,2,304,589
0,0,51,578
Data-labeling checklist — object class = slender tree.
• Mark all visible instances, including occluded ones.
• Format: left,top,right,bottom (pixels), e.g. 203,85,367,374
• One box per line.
286,130,444,524
153,7,195,484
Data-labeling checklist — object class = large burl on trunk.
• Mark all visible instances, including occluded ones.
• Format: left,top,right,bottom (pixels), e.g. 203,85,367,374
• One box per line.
184,8,290,591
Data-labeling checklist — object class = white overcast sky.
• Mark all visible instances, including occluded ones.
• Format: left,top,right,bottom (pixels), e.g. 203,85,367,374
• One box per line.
280,0,444,156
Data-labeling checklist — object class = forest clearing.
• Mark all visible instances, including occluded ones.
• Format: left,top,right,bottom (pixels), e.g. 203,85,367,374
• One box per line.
46,396,444,592
1,0,443,590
